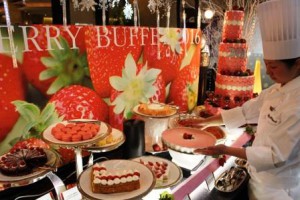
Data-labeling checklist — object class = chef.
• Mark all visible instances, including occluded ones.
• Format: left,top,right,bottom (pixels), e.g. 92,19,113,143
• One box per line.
184,0,300,199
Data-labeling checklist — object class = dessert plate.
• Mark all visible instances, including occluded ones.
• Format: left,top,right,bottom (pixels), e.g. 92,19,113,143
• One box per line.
84,128,125,153
133,103,177,118
169,116,226,140
132,156,182,189
162,127,217,154
42,119,111,147
0,149,58,187
77,159,155,200
168,115,204,129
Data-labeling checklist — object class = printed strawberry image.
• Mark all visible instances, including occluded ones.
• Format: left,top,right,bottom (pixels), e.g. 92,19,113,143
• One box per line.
49,85,108,122
22,25,89,96
168,43,201,112
0,54,25,142
109,53,164,130
144,28,191,84
85,26,142,98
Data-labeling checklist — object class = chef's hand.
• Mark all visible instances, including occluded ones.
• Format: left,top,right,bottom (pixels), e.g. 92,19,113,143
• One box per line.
194,144,227,155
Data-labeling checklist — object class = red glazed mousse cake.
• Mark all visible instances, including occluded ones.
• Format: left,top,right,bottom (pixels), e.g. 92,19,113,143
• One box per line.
204,7,254,113
91,163,140,194
0,147,48,176
162,127,216,154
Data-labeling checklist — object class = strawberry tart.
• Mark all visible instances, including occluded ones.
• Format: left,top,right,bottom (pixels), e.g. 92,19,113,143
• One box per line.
91,163,140,194
0,147,48,176
138,159,169,185
161,127,216,154
137,103,176,117
205,7,254,111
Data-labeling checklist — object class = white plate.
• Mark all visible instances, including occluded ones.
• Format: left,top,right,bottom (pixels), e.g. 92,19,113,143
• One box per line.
77,160,155,200
168,115,203,129
132,156,182,189
42,119,112,147
84,128,125,152
133,104,177,118
0,149,58,185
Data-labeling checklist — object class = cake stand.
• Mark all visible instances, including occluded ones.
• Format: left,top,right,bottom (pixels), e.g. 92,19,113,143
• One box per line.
83,128,126,167
42,119,112,178
132,104,178,154
0,149,65,197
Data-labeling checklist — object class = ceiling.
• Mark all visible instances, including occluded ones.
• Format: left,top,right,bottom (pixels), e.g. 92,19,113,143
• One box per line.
0,0,52,24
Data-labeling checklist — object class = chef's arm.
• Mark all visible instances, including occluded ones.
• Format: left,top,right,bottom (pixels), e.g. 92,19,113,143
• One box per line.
223,146,247,160
195,144,247,160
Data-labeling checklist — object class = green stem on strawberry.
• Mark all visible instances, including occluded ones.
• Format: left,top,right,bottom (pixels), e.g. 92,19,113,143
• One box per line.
39,37,89,95
12,100,63,139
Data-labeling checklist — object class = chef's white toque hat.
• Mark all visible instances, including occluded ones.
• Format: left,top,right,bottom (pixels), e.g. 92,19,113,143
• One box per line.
257,0,300,60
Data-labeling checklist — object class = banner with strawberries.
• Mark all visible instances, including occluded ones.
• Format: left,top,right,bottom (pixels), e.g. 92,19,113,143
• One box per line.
0,25,201,163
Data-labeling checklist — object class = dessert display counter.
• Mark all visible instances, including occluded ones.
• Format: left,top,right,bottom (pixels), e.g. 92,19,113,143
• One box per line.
0,127,251,200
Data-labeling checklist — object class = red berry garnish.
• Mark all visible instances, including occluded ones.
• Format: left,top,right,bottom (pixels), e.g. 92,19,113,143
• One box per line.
183,132,193,139
152,144,162,152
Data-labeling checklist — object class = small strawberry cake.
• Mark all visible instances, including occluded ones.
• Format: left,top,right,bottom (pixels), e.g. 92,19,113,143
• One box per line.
162,127,216,154
138,159,169,185
91,163,140,194
137,103,176,117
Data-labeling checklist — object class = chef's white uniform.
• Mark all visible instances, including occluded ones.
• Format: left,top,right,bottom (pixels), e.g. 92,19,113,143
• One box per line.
221,76,300,200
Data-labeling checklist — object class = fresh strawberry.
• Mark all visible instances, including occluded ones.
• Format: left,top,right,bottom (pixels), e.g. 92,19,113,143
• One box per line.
218,155,227,167
22,25,89,96
108,54,165,130
152,143,162,152
85,26,142,98
49,85,108,122
0,54,25,141
168,44,201,112
144,28,193,84
10,138,50,152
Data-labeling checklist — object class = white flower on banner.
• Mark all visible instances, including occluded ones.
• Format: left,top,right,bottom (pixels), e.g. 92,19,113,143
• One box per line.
110,53,161,118
159,28,182,54
79,0,97,11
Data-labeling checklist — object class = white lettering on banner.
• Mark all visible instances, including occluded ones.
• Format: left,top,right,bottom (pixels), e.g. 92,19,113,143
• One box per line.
129,27,139,47
45,25,63,51
113,26,126,47
0,25,201,53
64,26,82,50
150,27,159,45
96,26,110,48
21,25,43,52
140,27,149,46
